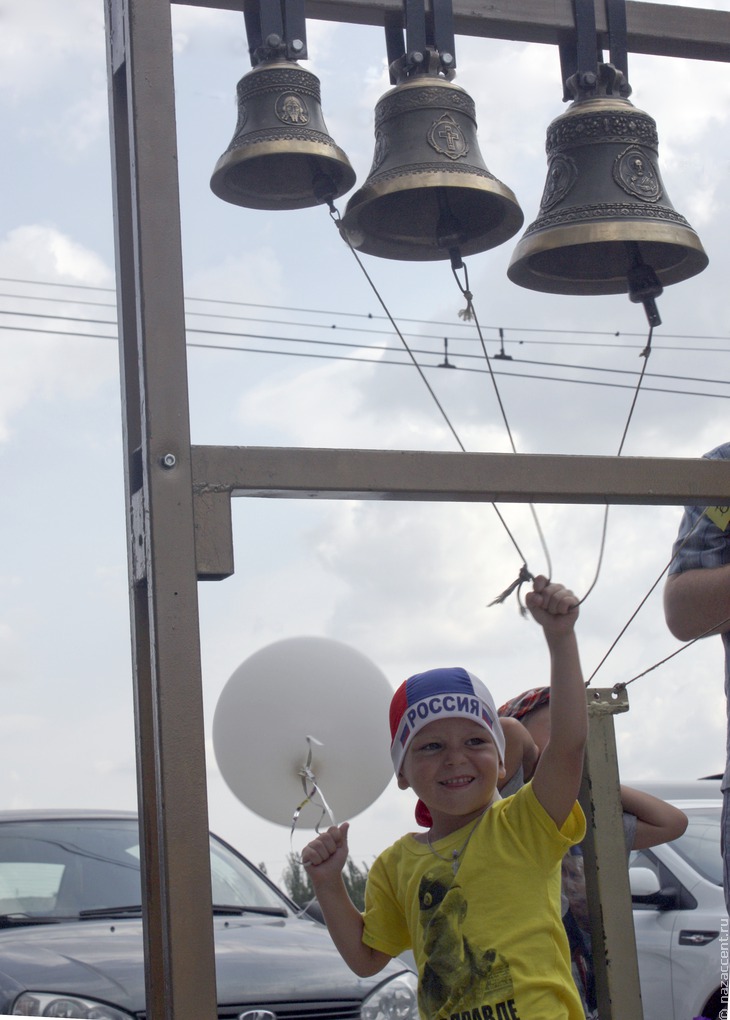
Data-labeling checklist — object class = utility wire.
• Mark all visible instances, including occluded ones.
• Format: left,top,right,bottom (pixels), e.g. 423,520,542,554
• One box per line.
2,275,730,345
2,321,728,400
1,310,728,398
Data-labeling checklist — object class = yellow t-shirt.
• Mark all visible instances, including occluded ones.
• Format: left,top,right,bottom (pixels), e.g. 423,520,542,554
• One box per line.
362,783,586,1020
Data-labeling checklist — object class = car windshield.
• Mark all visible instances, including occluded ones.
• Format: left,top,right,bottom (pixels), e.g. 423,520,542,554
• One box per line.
0,818,289,918
667,805,722,886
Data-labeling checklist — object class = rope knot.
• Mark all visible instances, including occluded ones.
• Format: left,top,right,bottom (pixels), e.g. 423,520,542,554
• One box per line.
458,299,474,322
488,563,535,616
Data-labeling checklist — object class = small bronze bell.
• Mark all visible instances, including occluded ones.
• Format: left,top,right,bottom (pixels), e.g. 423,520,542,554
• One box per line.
508,66,708,296
211,60,356,211
339,74,523,261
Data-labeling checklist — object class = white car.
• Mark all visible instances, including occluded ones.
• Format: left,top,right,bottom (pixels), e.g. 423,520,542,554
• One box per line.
630,780,723,1020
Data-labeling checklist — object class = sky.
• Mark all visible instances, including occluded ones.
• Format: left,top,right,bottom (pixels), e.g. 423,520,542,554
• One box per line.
2,0,730,886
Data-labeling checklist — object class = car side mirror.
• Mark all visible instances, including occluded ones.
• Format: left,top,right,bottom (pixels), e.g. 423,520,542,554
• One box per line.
630,868,680,911
630,868,661,898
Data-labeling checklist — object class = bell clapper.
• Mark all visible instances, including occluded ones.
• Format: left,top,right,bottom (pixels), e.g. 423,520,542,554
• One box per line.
627,243,663,328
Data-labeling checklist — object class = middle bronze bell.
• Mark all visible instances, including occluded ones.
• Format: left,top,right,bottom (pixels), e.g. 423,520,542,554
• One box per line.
339,73,524,261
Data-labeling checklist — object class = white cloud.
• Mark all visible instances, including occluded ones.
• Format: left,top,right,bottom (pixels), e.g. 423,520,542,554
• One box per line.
0,0,104,98
0,224,112,284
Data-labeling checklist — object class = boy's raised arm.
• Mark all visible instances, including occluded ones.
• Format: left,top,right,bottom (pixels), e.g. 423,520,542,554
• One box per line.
301,822,392,977
526,576,587,829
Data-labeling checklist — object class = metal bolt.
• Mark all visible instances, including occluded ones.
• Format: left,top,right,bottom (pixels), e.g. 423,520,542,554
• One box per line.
161,453,177,469
291,38,304,53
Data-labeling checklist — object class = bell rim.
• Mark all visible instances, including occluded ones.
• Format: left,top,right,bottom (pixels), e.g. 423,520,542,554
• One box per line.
210,139,356,208
340,173,526,261
508,220,708,295
344,169,522,216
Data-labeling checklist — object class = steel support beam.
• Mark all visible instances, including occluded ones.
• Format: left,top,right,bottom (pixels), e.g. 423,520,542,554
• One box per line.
104,0,217,1018
191,446,730,581
580,688,643,1020
192,445,730,505
173,0,730,63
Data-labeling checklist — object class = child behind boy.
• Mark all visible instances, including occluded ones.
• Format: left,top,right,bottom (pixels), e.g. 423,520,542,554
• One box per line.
302,576,587,1020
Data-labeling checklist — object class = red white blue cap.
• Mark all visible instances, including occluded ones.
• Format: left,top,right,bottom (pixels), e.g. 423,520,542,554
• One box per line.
389,667,505,774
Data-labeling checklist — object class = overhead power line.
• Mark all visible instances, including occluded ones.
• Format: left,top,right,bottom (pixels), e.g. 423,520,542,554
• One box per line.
1,320,728,401
1,275,730,346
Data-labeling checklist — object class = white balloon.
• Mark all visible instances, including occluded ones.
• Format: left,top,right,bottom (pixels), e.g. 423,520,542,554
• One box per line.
213,636,395,828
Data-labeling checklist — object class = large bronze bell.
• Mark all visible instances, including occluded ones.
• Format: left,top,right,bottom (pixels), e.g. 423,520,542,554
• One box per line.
339,75,523,261
508,70,708,295
210,60,356,211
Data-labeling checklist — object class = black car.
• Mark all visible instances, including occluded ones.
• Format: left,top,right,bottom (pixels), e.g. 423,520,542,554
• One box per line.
0,810,417,1019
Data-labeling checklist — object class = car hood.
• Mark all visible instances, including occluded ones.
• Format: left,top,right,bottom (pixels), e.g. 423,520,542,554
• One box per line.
0,916,402,1014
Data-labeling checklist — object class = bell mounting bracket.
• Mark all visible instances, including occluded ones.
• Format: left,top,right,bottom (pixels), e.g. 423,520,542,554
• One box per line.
385,0,456,84
560,0,632,102
243,0,308,66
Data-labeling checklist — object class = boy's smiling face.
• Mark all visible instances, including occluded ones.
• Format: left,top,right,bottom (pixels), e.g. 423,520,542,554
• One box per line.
398,717,505,837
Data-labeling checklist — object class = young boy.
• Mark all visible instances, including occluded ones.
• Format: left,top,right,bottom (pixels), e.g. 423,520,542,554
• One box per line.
301,576,587,1020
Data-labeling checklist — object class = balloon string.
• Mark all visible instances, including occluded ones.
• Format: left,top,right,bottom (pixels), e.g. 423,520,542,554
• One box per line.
290,736,337,844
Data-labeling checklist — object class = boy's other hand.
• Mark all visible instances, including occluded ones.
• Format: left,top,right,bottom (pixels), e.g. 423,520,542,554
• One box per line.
525,575,579,635
301,822,350,881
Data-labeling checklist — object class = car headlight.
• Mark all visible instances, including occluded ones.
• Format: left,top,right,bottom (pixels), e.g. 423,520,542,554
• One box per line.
11,992,135,1019
361,970,419,1020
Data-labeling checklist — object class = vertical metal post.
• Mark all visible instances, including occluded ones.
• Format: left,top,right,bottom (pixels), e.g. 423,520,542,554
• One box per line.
580,688,644,1020
103,1,218,1018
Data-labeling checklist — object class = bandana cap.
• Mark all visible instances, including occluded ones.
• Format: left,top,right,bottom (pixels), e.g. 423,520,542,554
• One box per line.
498,686,550,720
389,667,505,776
